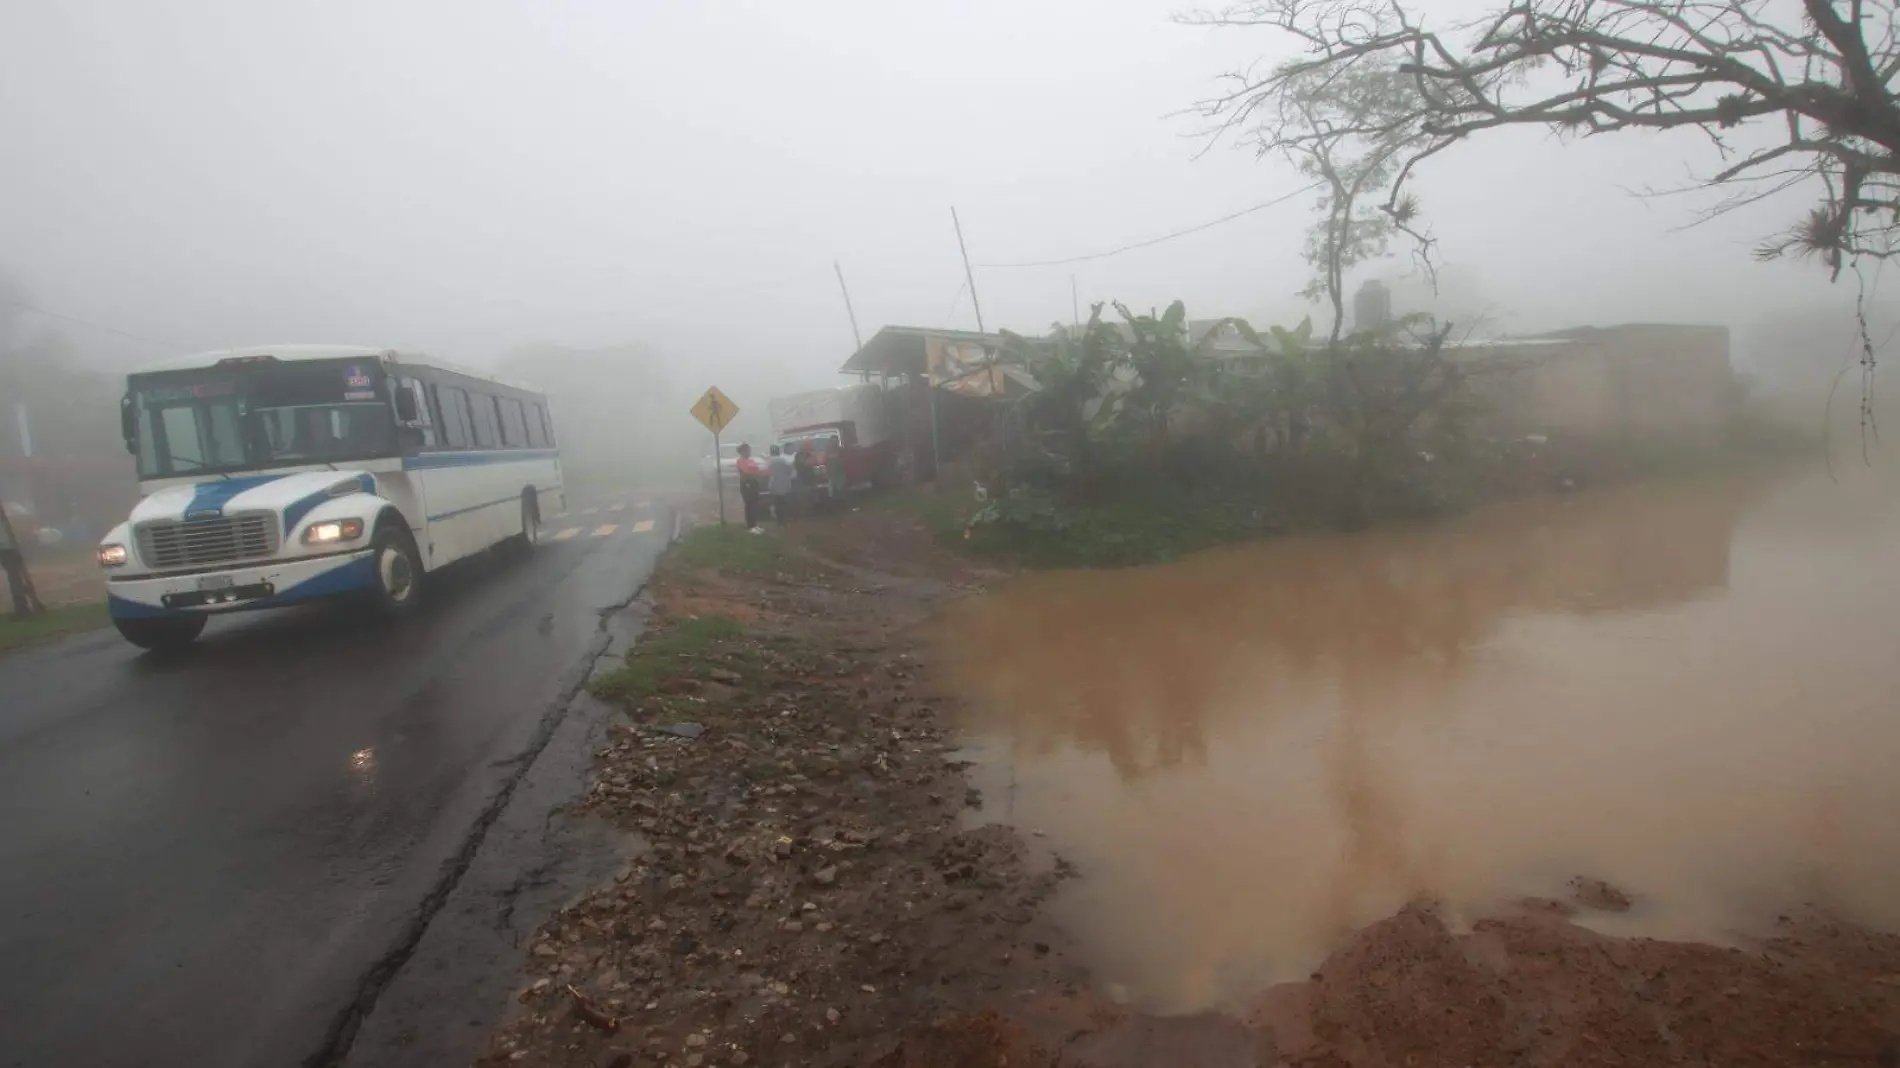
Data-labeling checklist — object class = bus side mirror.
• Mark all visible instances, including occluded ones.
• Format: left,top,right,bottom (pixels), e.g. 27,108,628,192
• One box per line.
120,398,137,453
394,387,419,423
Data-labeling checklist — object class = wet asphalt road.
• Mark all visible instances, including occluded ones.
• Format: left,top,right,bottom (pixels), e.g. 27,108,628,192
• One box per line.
0,494,674,1068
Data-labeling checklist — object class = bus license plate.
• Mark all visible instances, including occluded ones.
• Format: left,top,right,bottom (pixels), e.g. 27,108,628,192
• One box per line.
197,575,236,592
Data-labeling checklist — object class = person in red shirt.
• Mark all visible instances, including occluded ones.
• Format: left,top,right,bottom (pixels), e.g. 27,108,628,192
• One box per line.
734,443,766,531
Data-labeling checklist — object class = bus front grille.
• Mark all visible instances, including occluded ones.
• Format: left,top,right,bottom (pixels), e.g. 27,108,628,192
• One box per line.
136,512,280,571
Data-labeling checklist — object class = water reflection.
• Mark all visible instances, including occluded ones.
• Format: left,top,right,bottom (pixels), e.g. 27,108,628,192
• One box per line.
934,471,1900,1012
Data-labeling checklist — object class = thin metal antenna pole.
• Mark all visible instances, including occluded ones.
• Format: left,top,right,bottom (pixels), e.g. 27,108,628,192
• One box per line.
951,207,985,333
833,260,864,351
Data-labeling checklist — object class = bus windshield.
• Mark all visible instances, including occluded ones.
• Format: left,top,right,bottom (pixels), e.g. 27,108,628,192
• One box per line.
127,359,397,479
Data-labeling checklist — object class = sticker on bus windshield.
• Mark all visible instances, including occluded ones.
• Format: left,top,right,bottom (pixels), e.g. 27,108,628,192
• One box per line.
345,365,373,390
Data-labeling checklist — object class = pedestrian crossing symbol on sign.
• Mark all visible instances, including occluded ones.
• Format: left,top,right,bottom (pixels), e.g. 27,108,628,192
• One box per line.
690,386,739,434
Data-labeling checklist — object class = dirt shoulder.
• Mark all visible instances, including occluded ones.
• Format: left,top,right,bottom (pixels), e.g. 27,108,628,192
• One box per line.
481,498,1900,1068
477,506,1091,1068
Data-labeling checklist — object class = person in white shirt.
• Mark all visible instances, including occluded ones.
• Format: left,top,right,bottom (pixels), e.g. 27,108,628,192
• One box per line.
765,444,798,525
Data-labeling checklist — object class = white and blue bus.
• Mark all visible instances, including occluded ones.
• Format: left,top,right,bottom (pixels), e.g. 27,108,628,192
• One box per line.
96,345,564,650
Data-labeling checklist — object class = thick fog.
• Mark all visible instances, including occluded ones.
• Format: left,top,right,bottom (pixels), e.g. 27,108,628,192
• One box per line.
1,0,1889,408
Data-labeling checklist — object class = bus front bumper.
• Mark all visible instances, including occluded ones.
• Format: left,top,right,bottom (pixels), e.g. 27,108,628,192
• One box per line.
106,550,378,619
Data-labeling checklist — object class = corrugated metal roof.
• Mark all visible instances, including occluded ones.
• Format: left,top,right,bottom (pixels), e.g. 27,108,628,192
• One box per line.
838,325,1018,377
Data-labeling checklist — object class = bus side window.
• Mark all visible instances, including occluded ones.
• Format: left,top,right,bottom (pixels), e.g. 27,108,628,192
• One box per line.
526,402,548,448
499,397,526,447
490,395,511,446
469,391,499,448
461,390,481,446
436,386,471,448
404,379,438,448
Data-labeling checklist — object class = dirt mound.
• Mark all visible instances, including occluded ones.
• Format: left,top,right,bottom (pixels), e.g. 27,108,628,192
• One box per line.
869,1012,1052,1068
1254,899,1900,1068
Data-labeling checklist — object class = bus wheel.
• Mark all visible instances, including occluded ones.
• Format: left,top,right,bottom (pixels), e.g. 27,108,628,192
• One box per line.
367,525,423,617
512,492,540,555
115,614,206,652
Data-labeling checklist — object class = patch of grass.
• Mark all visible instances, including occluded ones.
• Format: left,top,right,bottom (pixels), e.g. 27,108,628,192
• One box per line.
670,524,790,575
952,476,1286,570
965,496,1262,569
592,613,754,704
0,602,110,653
866,487,980,544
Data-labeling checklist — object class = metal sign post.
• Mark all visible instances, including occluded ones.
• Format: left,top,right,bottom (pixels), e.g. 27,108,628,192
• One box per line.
712,425,725,526
690,386,741,527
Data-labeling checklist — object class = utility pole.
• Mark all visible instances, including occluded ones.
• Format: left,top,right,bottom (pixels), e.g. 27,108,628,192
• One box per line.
1071,275,1080,330
834,260,869,384
833,260,864,352
950,207,985,334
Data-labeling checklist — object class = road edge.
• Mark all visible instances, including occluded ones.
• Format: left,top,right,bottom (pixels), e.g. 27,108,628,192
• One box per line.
313,517,679,1068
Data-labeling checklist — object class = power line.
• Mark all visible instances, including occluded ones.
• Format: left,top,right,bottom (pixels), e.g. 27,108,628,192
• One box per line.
0,295,180,351
975,182,1324,269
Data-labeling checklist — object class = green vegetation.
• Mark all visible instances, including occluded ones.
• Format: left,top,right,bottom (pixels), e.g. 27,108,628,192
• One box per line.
670,523,789,575
963,488,1259,569
865,488,976,543
0,602,110,653
958,301,1491,568
590,613,762,711
937,299,1806,571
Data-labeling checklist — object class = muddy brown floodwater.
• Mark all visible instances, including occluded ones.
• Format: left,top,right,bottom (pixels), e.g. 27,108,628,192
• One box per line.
933,465,1900,1017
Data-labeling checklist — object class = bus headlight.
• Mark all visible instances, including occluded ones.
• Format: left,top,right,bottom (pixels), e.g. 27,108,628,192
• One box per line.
302,518,365,545
97,543,129,568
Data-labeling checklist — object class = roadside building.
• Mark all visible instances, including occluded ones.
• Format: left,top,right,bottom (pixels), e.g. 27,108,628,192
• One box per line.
838,326,1038,478
1451,323,1736,446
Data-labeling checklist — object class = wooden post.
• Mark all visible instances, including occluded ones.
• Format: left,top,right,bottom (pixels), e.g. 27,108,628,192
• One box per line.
928,377,941,480
0,502,45,617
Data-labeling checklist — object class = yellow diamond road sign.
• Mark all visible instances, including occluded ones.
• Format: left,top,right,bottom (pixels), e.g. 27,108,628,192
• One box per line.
690,386,739,434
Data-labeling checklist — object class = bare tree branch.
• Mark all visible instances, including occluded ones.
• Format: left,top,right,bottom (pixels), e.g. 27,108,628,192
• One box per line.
1182,0,1900,275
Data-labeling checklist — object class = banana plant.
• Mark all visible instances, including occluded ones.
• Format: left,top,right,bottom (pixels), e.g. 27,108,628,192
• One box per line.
997,305,1126,477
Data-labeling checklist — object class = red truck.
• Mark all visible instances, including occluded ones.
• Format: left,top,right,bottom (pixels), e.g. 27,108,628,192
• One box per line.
768,384,894,497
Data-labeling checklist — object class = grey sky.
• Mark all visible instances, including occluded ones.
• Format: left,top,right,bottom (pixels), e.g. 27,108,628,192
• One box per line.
0,0,1879,388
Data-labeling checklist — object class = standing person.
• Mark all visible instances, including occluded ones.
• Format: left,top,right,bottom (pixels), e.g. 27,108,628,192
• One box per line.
825,434,846,500
735,443,765,532
793,441,818,514
766,444,797,525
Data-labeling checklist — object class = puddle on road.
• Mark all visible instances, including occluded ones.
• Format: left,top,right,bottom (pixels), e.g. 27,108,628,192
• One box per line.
932,467,1900,1014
